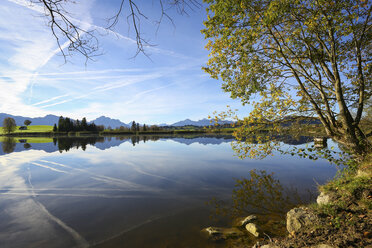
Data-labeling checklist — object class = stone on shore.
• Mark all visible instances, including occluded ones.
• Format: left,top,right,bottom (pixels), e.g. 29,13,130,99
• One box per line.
311,244,334,248
316,192,330,205
260,245,280,248
234,215,257,227
286,207,317,233
201,226,244,240
245,223,260,237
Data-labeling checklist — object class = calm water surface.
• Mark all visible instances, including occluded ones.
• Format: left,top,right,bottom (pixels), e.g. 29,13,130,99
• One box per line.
0,136,338,248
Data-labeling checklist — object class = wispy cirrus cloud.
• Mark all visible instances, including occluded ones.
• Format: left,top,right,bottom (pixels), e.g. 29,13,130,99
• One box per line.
0,0,95,117
0,0,242,123
32,94,70,106
36,72,163,109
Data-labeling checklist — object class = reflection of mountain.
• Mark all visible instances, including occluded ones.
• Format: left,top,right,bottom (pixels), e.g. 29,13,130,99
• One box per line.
0,135,316,155
168,136,235,145
171,118,234,127
93,137,128,150
277,135,313,145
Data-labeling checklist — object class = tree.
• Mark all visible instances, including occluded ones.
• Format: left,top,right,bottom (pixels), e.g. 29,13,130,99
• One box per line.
24,120,32,127
202,0,371,157
81,117,88,130
53,123,57,132
58,116,65,131
131,121,137,132
2,117,17,134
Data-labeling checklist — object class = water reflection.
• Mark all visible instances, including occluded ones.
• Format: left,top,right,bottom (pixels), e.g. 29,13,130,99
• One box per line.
1,137,16,154
0,134,319,155
54,137,104,152
0,135,236,155
209,170,309,219
0,135,337,248
208,170,315,247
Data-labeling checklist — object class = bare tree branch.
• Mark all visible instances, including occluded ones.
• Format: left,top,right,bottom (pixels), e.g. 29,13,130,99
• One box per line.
30,0,200,61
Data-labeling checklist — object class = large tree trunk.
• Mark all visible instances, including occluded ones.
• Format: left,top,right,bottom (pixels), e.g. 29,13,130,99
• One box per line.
329,124,369,158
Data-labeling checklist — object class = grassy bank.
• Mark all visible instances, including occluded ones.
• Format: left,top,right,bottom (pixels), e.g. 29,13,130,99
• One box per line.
0,125,53,133
264,153,372,247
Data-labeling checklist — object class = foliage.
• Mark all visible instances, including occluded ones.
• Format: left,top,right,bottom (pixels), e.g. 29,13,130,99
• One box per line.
361,97,372,136
131,121,137,132
202,0,371,157
2,117,17,134
57,116,103,132
24,120,32,126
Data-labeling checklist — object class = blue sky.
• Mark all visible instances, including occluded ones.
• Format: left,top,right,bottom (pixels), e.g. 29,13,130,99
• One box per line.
0,0,247,124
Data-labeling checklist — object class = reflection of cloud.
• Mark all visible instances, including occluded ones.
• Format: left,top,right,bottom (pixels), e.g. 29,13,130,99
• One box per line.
38,160,155,191
0,151,88,248
30,162,70,174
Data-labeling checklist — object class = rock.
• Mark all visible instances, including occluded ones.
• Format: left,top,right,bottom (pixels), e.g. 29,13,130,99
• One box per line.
245,223,259,237
234,215,257,227
201,226,244,240
316,192,330,205
286,207,317,233
251,242,260,248
357,169,371,177
311,244,334,248
261,245,280,248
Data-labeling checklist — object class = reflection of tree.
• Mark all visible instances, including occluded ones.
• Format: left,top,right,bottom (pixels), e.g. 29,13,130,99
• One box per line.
231,134,348,166
209,170,308,219
232,134,315,159
131,136,138,146
207,170,312,246
23,143,31,149
57,137,104,152
2,137,16,154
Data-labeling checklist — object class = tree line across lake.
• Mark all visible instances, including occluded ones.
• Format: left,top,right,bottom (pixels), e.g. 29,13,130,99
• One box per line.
55,118,154,133
55,117,167,133
54,116,104,132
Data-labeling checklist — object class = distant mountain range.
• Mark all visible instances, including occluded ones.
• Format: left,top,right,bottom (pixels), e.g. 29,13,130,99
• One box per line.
0,113,233,128
170,118,233,127
91,116,129,128
0,113,60,126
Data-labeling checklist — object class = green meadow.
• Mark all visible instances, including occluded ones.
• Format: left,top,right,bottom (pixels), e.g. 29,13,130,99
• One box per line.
0,125,53,133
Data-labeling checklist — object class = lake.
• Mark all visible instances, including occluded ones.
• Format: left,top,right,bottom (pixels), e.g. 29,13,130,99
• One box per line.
0,135,338,248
